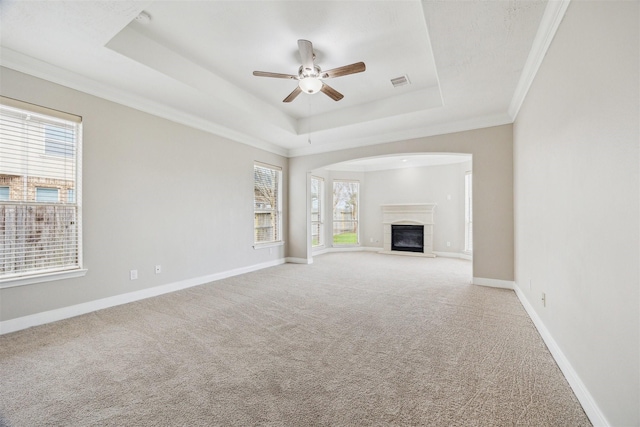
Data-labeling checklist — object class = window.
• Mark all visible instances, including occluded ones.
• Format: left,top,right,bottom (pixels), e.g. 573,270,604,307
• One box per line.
311,176,324,247
35,187,59,203
0,96,83,284
68,189,75,203
333,180,359,245
254,162,282,244
465,171,473,253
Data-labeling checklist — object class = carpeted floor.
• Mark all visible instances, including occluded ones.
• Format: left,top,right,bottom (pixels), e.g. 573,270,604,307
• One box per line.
0,252,590,426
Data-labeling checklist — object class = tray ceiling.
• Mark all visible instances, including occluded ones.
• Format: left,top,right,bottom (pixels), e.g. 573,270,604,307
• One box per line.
0,0,552,157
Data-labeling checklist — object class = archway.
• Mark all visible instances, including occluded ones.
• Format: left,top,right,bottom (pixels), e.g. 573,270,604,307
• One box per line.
287,125,514,286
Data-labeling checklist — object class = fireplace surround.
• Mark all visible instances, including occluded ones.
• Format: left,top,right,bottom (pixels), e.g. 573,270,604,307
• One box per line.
381,204,436,257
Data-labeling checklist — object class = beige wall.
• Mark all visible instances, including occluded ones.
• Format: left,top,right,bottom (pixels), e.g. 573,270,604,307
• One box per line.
513,1,639,425
289,125,513,281
0,67,288,322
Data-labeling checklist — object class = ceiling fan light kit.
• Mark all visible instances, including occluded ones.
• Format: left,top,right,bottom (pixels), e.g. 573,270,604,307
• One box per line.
253,39,366,103
298,77,323,94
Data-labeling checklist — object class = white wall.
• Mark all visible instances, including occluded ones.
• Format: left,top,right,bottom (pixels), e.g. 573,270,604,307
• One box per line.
513,1,639,425
0,67,288,323
358,161,471,254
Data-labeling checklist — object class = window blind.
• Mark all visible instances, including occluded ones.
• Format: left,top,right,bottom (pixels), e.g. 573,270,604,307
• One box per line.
254,162,282,244
0,97,82,281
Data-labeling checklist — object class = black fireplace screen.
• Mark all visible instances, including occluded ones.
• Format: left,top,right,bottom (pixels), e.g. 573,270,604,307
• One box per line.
391,225,424,253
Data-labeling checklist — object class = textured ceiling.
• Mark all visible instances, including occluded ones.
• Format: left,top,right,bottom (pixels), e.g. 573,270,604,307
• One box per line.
0,0,550,157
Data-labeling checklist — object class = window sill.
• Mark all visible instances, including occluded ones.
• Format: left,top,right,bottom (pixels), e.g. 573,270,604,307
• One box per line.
0,268,88,289
253,241,284,250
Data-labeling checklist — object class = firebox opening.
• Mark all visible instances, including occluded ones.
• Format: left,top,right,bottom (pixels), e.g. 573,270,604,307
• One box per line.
391,225,424,253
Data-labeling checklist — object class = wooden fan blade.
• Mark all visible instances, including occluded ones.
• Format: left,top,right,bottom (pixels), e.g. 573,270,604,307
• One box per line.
283,86,302,103
298,39,315,72
321,62,366,79
253,71,297,79
320,83,344,101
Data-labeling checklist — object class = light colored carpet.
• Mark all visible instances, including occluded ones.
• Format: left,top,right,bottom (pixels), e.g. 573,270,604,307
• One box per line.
0,252,590,426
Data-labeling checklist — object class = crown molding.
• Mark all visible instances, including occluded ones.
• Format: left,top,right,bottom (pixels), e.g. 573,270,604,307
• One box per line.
0,48,289,157
508,0,572,120
286,113,513,158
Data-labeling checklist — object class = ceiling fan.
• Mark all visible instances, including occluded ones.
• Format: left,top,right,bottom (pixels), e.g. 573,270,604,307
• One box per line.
253,39,366,103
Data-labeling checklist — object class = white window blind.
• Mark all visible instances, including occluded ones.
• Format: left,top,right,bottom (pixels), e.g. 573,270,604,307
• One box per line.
0,96,82,282
254,162,282,244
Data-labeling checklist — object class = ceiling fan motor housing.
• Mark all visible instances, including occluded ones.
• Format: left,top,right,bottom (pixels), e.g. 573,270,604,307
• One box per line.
298,65,323,93
298,65,321,79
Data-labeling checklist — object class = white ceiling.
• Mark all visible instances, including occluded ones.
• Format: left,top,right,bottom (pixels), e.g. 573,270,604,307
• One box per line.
0,0,557,158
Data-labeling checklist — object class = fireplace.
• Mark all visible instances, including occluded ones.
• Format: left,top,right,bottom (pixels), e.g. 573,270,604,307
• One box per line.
381,204,436,257
392,225,424,253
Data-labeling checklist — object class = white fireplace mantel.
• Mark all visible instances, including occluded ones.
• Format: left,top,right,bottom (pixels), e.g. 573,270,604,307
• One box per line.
381,204,437,257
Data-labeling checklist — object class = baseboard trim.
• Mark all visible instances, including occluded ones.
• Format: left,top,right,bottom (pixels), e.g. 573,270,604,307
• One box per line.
328,246,369,252
0,258,286,335
285,257,312,264
434,251,472,260
313,246,382,255
472,277,514,289
513,284,609,427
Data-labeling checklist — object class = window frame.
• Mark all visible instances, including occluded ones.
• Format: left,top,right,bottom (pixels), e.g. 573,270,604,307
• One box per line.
464,170,473,253
253,161,283,248
311,176,325,248
0,96,86,288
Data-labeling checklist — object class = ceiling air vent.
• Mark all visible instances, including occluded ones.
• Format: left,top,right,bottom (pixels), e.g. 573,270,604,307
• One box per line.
391,75,411,88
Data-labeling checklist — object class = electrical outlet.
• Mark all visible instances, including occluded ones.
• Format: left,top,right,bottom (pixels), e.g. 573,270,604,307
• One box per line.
446,241,451,247
155,265,161,274
130,269,138,280
541,292,546,307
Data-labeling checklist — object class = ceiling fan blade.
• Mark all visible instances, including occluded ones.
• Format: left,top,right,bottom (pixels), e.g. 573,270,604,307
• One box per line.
320,83,344,101
283,86,302,103
298,39,315,73
321,62,366,79
253,71,297,79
